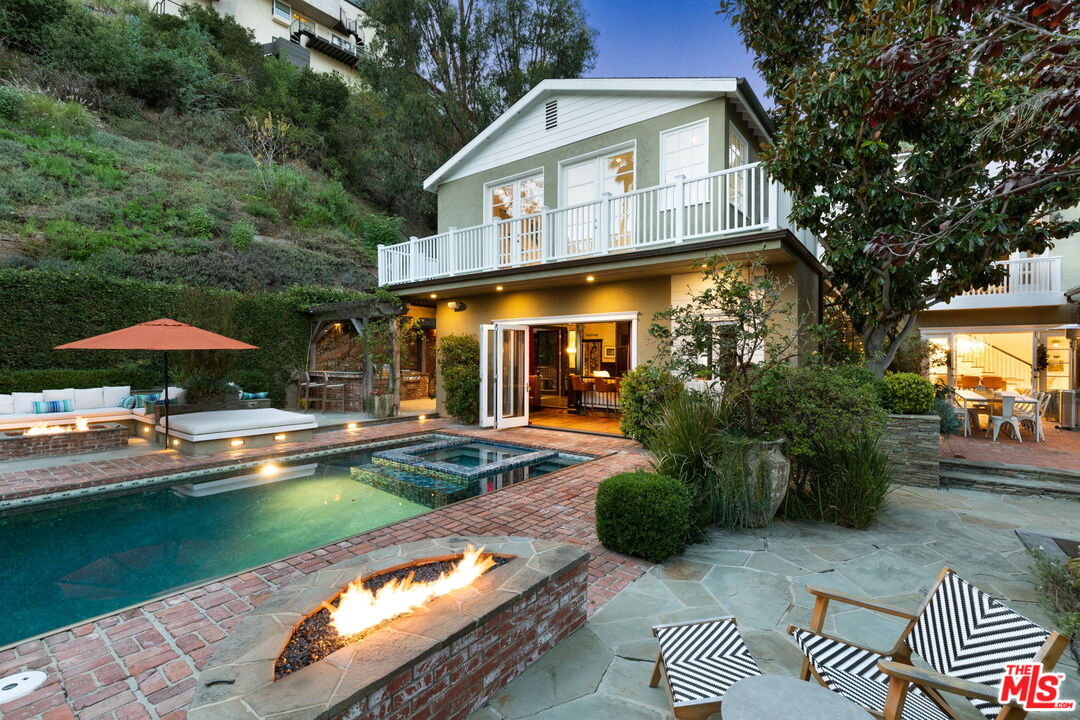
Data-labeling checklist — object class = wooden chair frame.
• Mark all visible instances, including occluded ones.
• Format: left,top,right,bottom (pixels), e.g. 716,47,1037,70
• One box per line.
789,566,1071,720
649,615,742,720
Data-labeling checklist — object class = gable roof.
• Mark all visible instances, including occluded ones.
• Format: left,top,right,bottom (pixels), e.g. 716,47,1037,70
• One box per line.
423,77,773,192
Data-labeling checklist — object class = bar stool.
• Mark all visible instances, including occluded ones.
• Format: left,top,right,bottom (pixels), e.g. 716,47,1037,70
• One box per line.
297,371,325,411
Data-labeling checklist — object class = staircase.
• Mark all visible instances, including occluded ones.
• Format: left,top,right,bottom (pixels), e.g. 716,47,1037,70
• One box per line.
955,336,1032,386
940,458,1080,499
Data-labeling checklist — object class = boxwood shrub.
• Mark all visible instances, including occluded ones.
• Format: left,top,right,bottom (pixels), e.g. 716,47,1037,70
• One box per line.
595,472,691,563
438,334,480,424
881,372,935,415
617,364,685,444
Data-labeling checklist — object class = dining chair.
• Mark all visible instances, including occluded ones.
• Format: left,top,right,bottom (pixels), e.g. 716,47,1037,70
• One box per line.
1017,391,1049,442
980,376,1005,391
957,375,981,390
986,395,1022,442
947,393,971,437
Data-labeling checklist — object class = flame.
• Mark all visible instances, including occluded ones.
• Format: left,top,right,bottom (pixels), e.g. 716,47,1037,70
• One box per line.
24,417,89,435
328,546,496,637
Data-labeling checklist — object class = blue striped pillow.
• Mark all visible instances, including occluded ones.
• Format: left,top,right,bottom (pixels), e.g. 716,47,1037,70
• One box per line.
120,393,159,409
33,399,72,413
240,391,268,400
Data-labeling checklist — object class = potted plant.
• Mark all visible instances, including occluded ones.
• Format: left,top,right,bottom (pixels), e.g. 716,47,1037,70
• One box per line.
648,254,796,527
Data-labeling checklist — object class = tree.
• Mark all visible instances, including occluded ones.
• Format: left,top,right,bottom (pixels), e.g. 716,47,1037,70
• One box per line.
356,0,596,219
719,0,1080,375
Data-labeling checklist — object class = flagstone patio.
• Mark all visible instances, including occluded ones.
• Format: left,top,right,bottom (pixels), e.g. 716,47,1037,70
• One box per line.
469,485,1080,720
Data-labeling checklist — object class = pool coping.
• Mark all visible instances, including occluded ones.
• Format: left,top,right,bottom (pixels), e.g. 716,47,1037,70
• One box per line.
0,429,609,652
372,437,561,481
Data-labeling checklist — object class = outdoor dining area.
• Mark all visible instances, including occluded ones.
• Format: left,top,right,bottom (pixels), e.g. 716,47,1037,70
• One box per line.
950,386,1050,442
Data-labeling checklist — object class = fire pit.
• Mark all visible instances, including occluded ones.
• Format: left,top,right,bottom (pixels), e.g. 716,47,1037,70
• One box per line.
0,421,128,460
190,536,588,720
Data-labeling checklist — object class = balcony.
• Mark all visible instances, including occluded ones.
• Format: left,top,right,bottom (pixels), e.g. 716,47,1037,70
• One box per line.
930,256,1065,311
378,163,817,287
291,19,360,67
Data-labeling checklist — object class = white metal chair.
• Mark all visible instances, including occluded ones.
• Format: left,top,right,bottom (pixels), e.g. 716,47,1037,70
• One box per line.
947,393,971,437
985,395,1022,442
1016,391,1048,442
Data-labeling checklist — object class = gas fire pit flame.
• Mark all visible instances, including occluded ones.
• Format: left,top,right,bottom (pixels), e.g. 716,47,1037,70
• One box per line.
328,546,496,637
23,417,89,435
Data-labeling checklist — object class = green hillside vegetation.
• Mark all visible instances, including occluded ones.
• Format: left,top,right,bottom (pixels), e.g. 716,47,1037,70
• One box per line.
0,0,404,290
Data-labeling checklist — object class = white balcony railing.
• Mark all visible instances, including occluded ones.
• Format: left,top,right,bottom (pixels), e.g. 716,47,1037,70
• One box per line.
932,256,1064,310
378,163,816,286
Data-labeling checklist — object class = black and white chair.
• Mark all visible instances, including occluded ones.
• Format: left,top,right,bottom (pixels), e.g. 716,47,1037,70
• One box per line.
649,616,762,719
789,567,1071,720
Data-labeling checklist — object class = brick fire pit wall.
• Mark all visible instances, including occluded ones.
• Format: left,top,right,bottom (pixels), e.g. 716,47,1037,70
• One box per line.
189,536,588,720
0,423,128,461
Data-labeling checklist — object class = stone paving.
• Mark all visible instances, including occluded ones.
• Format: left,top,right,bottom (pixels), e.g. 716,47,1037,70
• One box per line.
0,424,649,720
469,485,1080,720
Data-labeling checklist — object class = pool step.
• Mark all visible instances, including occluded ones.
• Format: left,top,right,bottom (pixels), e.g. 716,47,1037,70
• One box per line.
939,459,1080,499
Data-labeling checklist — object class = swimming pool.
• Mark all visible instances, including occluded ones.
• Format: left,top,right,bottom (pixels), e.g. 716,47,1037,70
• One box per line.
0,435,585,647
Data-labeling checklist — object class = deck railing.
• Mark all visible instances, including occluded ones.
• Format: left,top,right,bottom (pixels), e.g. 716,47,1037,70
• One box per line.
378,163,816,286
961,256,1062,296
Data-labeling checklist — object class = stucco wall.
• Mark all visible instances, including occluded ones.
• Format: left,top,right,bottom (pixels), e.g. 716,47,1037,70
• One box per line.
435,98,762,233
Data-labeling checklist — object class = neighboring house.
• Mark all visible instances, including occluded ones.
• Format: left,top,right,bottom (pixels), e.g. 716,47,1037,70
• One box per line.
918,208,1080,394
377,78,825,430
148,0,371,78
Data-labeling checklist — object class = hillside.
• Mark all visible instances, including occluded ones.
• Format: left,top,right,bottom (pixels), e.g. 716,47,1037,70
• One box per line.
0,87,402,291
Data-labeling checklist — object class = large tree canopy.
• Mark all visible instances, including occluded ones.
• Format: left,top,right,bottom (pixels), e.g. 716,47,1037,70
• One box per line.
357,0,596,220
720,0,1080,374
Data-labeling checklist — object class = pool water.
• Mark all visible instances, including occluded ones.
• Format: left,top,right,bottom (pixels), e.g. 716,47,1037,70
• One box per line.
417,442,530,467
0,437,585,647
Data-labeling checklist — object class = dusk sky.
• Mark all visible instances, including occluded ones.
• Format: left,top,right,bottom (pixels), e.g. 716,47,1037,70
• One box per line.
583,0,769,104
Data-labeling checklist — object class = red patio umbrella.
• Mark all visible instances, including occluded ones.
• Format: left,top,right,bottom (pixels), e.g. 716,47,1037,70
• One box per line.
55,319,258,445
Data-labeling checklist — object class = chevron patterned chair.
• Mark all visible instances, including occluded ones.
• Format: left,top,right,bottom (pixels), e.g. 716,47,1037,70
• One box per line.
649,615,762,719
789,567,1071,720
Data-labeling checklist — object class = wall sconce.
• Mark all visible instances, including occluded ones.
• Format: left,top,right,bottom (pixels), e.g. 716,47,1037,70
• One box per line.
447,301,467,312
566,345,577,354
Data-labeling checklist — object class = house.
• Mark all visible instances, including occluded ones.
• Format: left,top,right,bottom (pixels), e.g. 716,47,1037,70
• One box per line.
147,0,370,77
917,207,1080,395
377,78,825,430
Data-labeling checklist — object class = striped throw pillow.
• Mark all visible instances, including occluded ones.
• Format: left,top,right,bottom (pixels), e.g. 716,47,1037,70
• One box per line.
240,391,269,400
32,399,72,413
120,393,159,410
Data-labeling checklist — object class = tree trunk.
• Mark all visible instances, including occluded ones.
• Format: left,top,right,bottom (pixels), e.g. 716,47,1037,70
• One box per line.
861,315,918,378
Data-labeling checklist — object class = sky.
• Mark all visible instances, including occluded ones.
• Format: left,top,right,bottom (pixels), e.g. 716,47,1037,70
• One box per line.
581,0,769,105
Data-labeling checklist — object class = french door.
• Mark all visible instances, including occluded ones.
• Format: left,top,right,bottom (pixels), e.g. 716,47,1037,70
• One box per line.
479,324,530,428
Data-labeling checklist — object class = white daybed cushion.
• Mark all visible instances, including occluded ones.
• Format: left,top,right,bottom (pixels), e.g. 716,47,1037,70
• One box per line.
102,386,130,407
12,392,43,413
165,386,187,404
43,388,75,404
0,394,13,414
73,387,105,410
161,409,316,438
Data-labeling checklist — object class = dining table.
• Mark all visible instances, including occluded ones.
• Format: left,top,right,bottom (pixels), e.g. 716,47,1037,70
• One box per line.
954,389,1041,440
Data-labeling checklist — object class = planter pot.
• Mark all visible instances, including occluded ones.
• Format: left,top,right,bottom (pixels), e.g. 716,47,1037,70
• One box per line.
713,436,790,528
370,394,395,418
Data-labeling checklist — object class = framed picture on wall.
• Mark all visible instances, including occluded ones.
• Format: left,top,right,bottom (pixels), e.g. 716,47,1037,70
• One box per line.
603,345,616,360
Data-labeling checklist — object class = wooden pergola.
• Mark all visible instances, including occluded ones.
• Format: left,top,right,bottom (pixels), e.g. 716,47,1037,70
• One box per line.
303,299,404,414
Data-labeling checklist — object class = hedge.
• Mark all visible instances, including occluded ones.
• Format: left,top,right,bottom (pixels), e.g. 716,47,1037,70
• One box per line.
0,268,385,402
595,471,692,563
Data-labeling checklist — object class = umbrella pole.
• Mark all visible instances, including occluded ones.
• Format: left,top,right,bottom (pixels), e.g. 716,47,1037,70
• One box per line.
163,351,171,448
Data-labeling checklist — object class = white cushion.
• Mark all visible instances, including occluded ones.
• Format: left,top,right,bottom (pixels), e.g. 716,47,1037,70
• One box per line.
73,387,105,410
43,388,75,404
0,407,131,428
102,386,130,407
165,386,187,404
162,409,316,435
12,392,42,414
0,394,13,414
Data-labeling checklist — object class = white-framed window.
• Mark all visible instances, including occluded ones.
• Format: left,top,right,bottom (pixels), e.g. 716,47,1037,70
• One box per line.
661,119,709,185
559,146,635,206
272,0,291,22
728,122,749,208
487,171,544,222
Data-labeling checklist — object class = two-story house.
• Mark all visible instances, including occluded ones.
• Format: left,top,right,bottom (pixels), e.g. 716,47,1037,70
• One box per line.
918,209,1080,395
149,0,371,78
377,78,825,431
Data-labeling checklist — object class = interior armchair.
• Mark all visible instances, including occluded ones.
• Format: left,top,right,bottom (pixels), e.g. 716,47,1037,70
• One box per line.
788,567,1071,720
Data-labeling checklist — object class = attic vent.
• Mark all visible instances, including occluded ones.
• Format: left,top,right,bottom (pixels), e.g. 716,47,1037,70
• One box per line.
545,99,558,130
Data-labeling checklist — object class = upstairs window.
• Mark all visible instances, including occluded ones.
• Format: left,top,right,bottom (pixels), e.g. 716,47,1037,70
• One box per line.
273,0,291,21
728,122,749,208
661,120,709,184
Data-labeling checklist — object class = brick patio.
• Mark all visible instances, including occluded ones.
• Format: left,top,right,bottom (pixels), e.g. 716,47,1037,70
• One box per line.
0,422,651,720
941,425,1080,472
